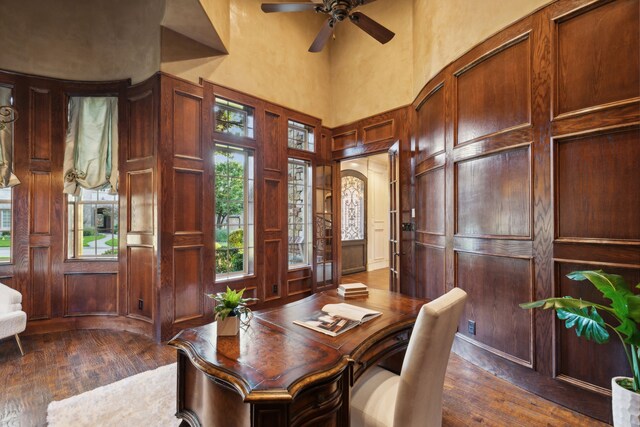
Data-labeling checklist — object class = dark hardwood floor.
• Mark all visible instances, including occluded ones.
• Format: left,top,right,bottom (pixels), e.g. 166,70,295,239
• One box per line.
0,324,607,426
341,267,390,291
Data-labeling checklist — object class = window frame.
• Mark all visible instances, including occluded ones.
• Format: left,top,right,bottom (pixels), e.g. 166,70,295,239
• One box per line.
287,120,315,153
66,188,120,261
287,158,313,269
214,143,255,282
214,97,256,139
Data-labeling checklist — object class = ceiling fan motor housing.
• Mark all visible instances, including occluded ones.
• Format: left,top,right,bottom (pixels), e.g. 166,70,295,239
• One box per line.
325,0,357,21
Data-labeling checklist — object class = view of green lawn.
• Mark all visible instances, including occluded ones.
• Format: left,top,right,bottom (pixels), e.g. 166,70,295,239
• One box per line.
83,234,105,246
0,237,10,247
105,238,118,247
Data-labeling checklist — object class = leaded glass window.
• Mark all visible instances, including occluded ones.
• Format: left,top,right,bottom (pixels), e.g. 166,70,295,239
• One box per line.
288,159,312,266
215,144,255,280
341,174,365,241
214,97,255,138
287,120,314,152
67,188,119,259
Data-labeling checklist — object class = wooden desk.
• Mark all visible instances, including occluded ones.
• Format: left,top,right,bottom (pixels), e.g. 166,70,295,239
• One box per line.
168,289,427,427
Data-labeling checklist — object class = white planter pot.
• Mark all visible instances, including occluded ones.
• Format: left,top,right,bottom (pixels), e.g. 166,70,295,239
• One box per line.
612,377,640,427
217,316,240,336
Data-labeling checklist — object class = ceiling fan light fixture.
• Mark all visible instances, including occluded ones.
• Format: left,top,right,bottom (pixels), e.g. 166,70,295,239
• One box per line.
261,0,394,52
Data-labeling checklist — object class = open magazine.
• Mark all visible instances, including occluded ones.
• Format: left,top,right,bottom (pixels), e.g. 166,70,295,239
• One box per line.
293,303,382,337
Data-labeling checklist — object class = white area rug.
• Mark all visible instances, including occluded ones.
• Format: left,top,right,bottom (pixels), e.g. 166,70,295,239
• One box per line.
47,363,180,427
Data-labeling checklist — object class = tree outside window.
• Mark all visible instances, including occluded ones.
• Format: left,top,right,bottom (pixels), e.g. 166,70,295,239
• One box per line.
215,144,254,279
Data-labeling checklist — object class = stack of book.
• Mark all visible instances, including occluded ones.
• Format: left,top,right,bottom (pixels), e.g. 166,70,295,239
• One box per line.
338,283,369,298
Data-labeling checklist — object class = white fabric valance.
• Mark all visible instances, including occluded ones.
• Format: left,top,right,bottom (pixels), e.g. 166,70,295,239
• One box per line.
0,86,20,188
63,97,118,195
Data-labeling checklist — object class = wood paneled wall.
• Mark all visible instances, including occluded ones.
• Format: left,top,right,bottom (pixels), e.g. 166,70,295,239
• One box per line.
158,76,330,340
0,71,155,336
330,107,414,295
1,70,334,342
412,0,639,421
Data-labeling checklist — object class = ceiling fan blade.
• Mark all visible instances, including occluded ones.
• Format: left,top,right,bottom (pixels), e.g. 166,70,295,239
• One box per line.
309,19,334,53
349,11,395,44
261,3,320,13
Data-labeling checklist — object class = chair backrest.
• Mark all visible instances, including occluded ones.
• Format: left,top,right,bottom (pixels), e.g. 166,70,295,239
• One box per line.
393,288,467,427
0,282,23,314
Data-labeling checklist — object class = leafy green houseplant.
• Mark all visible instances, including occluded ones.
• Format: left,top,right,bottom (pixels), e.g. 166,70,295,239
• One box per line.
521,270,640,425
207,287,257,336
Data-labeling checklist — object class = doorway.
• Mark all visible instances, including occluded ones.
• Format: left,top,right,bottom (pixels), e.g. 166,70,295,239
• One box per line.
340,153,390,287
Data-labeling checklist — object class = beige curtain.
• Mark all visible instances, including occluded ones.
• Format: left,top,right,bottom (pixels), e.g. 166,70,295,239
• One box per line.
63,97,118,195
0,87,20,188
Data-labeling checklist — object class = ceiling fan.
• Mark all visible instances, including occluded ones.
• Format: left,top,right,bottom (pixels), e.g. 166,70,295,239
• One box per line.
261,0,395,52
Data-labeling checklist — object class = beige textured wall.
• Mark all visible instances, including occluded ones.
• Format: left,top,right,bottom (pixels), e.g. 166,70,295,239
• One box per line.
329,0,553,127
413,0,553,95
0,0,163,83
200,0,230,48
329,0,414,127
162,0,332,125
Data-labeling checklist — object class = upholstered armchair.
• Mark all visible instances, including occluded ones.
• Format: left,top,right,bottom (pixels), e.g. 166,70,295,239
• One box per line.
350,288,468,427
0,282,26,355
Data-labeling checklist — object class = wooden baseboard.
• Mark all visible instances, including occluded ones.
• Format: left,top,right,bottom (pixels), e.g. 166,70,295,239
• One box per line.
24,316,154,339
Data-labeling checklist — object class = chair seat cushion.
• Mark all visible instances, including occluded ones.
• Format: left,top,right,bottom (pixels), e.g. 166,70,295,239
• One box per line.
350,366,400,427
0,310,27,340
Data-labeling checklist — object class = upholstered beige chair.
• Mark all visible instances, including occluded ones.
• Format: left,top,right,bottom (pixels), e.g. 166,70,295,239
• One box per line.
0,282,26,356
351,288,468,427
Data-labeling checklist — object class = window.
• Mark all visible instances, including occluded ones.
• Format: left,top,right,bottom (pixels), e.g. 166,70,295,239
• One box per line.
214,97,255,138
215,144,255,280
288,159,312,267
0,188,11,263
288,120,315,152
341,174,366,241
67,188,119,259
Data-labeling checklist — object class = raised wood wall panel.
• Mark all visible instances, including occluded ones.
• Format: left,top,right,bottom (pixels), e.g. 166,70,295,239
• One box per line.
63,273,117,316
128,90,155,160
415,167,445,235
263,240,282,301
29,247,50,320
30,172,51,235
555,128,640,242
411,1,639,420
415,244,445,301
127,246,154,320
173,91,202,159
331,130,357,151
555,0,640,116
127,170,154,234
555,262,639,392
416,85,445,161
264,111,281,172
263,179,281,231
362,119,394,144
456,146,531,238
173,169,203,233
29,88,52,161
122,76,159,334
456,36,531,144
173,247,203,323
456,252,533,365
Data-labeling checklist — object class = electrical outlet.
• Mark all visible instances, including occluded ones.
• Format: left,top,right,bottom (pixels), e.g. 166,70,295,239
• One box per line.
138,299,143,310
468,320,476,335
272,284,278,295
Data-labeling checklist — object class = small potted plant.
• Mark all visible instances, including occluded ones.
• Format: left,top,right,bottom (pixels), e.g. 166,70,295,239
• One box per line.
207,287,257,336
521,270,639,426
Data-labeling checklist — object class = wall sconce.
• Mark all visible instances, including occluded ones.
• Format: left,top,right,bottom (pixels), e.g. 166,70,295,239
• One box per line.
0,105,18,130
